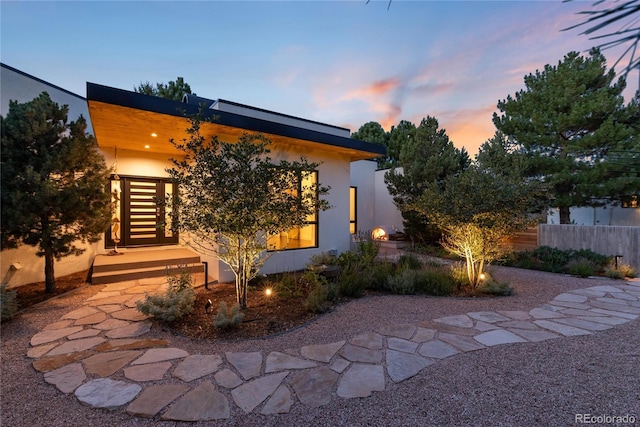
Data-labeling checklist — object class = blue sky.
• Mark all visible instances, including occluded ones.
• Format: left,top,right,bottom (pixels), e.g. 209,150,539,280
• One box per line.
2,1,637,155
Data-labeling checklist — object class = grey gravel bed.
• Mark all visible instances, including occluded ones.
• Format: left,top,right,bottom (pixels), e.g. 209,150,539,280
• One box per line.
2,266,638,427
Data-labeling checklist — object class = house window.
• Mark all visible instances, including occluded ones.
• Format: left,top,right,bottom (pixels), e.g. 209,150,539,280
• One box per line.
350,186,357,234
621,195,638,208
267,171,319,251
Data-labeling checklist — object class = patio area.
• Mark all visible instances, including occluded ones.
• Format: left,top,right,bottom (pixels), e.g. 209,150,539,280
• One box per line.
2,267,639,426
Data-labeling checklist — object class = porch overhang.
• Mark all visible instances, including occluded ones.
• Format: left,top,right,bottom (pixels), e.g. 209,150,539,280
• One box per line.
87,83,386,161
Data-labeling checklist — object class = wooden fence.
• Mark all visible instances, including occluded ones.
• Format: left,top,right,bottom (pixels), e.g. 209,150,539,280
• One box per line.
502,227,539,252
538,225,640,269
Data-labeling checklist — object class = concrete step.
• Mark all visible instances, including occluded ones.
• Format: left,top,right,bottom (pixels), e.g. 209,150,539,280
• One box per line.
91,248,204,284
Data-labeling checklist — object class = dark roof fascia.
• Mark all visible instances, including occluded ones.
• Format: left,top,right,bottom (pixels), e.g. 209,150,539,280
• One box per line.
86,83,386,157
216,98,351,133
1,63,86,101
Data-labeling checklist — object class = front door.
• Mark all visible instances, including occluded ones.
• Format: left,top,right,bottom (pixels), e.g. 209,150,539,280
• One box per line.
107,176,178,247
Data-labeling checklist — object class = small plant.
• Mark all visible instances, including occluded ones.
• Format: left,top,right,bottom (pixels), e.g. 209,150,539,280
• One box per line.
304,282,336,314
336,261,371,298
565,258,597,278
213,301,244,328
385,269,417,295
309,251,337,266
369,261,395,291
605,268,624,279
397,254,423,270
618,263,637,278
477,280,514,296
1,284,19,322
415,267,456,296
449,262,470,289
136,266,195,322
274,271,307,298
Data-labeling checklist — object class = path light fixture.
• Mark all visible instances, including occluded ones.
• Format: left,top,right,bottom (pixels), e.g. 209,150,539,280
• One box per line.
204,299,212,314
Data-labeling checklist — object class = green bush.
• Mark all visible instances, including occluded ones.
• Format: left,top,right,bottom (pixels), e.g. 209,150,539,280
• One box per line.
566,257,597,278
274,271,307,298
136,286,195,322
605,268,624,279
477,280,514,296
136,266,196,322
416,268,456,296
503,246,611,274
336,261,371,298
0,284,18,322
449,262,470,289
304,282,336,314
369,261,395,291
618,263,637,278
385,269,417,295
213,301,244,328
397,254,423,270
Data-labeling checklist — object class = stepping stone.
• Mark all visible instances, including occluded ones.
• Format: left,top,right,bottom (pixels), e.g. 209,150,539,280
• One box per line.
124,285,160,294
387,337,419,353
411,327,436,343
75,378,142,409
418,340,459,359
162,381,229,421
125,295,146,308
606,292,636,301
27,343,59,359
265,352,317,373
553,293,588,303
474,330,527,346
215,369,243,388
110,308,149,321
124,362,172,381
62,306,100,320
350,332,384,349
261,385,293,415
85,291,123,301
529,308,565,320
44,320,74,330
46,337,106,356
33,350,93,372
386,349,434,383
94,338,169,352
105,321,152,339
68,329,101,340
552,317,613,331
83,350,142,377
85,295,131,306
377,324,416,339
578,315,630,326
473,321,500,332
497,310,531,320
560,309,606,317
173,354,223,382
226,351,263,380
544,301,591,310
533,320,592,337
588,285,624,293
438,333,486,352
132,348,189,365
30,326,84,346
596,297,629,306
300,341,345,363
569,288,606,297
340,343,383,363
96,304,123,313
74,312,107,326
434,314,474,328
496,320,539,330
231,372,289,413
590,308,638,320
337,363,385,398
416,321,476,336
330,358,350,373
126,384,190,418
589,301,640,315
103,282,138,291
467,312,510,323
507,328,560,342
290,366,339,407
44,362,86,394
94,319,132,331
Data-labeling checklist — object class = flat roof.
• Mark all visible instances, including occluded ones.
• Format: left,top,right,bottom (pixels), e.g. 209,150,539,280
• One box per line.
87,83,386,161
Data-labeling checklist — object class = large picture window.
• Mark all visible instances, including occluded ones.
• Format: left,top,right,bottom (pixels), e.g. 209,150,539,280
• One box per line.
267,171,319,251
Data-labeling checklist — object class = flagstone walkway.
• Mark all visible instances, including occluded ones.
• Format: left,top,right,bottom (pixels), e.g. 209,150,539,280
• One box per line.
28,277,640,422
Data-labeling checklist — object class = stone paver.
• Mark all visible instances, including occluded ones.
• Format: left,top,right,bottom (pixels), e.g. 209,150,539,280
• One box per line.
26,278,639,424
75,378,141,409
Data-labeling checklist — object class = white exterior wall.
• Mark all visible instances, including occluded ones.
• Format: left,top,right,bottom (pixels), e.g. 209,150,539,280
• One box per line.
374,168,404,232
1,65,98,287
547,206,640,226
350,160,377,234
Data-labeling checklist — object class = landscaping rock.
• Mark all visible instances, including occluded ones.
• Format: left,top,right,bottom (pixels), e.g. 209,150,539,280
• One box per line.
162,381,229,421
231,372,289,413
290,366,339,407
337,363,385,398
75,378,141,409
44,362,86,393
173,354,223,382
126,384,189,418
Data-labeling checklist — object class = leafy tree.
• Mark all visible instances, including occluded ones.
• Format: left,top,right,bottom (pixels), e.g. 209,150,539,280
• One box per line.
413,166,544,288
1,93,112,292
351,121,389,167
134,77,194,101
385,116,470,244
166,115,330,309
493,49,640,224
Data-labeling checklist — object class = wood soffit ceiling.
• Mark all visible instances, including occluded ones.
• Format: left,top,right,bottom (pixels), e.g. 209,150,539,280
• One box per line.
88,101,379,161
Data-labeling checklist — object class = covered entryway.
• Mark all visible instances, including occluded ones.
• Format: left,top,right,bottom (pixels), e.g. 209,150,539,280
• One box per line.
107,176,178,248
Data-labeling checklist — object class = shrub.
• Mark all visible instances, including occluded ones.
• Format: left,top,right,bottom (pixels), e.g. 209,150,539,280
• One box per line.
274,271,307,298
309,251,337,266
304,282,336,314
136,266,196,322
565,257,597,278
449,262,470,289
605,268,624,279
397,254,422,270
0,284,18,322
477,281,514,296
369,261,395,291
385,269,417,295
213,301,244,328
416,267,456,296
336,261,371,298
618,263,637,278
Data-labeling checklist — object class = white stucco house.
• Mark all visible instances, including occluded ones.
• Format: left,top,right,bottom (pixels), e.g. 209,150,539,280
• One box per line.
1,63,400,287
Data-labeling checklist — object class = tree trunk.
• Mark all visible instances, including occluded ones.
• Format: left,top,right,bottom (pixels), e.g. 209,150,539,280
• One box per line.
45,251,56,293
559,206,571,224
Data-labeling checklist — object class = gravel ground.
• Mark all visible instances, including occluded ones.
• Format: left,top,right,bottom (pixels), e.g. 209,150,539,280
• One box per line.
2,266,639,427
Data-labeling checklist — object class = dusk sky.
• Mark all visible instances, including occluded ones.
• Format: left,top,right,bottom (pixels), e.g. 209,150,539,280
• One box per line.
2,1,638,156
